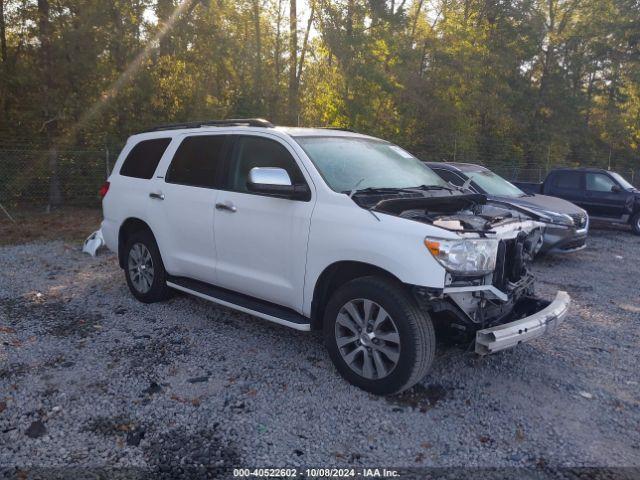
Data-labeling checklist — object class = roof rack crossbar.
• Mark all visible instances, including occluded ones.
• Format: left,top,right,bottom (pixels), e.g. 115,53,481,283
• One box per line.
143,118,274,133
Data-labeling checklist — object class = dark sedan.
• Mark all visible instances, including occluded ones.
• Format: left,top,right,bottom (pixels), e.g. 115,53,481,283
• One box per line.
426,162,589,254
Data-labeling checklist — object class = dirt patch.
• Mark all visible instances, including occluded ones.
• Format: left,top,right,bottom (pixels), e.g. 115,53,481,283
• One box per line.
144,427,240,478
107,327,192,372
0,207,101,246
3,296,103,338
386,383,449,412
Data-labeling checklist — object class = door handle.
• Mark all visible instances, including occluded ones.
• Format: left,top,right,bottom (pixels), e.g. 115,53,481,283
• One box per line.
215,202,237,213
149,192,165,200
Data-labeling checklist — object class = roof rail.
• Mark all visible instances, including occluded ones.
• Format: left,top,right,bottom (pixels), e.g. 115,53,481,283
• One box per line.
318,126,355,132
141,118,274,133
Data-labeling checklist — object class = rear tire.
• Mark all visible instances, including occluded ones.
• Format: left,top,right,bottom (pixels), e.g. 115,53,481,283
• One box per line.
323,276,435,395
123,229,172,303
631,212,640,235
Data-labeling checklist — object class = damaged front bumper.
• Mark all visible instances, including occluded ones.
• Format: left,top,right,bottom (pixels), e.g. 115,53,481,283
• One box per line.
475,291,570,355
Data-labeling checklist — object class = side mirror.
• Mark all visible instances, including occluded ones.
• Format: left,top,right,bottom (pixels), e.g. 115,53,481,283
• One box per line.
247,167,310,200
611,184,622,193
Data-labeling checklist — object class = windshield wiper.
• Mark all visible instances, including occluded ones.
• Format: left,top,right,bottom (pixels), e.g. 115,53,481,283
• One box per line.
409,184,456,192
344,186,421,196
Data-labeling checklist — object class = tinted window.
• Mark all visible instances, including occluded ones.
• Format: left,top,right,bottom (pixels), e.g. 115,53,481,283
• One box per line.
166,135,228,188
434,168,465,187
229,136,305,193
120,138,171,179
586,173,617,192
553,172,580,190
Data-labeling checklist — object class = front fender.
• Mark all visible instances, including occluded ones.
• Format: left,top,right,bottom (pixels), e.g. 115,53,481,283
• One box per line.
302,199,449,316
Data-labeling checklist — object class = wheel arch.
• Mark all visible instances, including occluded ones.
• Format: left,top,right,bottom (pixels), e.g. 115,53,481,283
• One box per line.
310,261,404,331
118,218,155,268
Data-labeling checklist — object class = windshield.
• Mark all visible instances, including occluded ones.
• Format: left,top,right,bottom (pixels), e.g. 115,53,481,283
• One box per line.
463,169,525,197
610,172,636,190
294,136,447,193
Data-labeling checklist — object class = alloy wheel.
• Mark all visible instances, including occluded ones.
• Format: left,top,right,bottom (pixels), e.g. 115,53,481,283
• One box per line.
128,243,155,294
334,299,401,380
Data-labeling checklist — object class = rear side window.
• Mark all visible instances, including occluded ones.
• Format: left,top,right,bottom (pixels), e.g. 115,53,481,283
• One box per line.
119,138,171,179
166,135,228,188
553,172,581,190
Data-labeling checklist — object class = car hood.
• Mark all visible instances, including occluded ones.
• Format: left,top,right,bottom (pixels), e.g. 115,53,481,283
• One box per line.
359,191,543,236
488,193,583,215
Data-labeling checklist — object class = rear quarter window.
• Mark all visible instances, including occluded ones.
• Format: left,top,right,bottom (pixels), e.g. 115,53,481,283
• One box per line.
119,138,172,179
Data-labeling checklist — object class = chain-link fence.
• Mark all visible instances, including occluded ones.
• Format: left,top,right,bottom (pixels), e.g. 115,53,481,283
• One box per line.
0,146,116,211
1,140,638,214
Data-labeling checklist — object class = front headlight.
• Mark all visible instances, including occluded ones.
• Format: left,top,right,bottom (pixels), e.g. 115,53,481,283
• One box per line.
424,237,499,274
540,210,573,226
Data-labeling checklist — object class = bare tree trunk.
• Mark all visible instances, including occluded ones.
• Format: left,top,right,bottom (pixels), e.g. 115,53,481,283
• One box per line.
297,2,314,81
157,0,174,56
47,146,61,210
288,0,298,125
0,0,7,119
253,0,262,105
271,0,284,119
38,0,62,209
0,0,6,65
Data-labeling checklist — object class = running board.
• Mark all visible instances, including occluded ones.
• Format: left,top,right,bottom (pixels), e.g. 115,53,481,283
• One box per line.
166,276,311,331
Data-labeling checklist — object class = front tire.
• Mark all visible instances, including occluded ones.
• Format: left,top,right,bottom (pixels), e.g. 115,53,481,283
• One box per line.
124,230,172,303
323,276,435,395
631,212,640,235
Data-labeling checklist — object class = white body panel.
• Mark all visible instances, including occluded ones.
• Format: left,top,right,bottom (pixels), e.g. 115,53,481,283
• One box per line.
212,132,316,311
101,127,497,319
146,137,219,284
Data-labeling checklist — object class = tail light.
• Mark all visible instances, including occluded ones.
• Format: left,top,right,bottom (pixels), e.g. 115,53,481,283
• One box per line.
99,181,110,199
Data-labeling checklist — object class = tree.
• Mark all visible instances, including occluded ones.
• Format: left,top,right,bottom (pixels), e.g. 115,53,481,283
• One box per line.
38,0,62,208
288,0,298,123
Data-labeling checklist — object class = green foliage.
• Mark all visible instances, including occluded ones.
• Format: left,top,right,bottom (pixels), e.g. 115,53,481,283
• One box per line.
0,0,638,188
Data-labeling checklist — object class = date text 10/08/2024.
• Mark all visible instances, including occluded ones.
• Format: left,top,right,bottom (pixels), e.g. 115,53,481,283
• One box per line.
233,468,400,478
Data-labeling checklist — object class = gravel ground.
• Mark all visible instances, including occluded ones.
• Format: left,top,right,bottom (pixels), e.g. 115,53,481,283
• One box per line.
0,228,639,474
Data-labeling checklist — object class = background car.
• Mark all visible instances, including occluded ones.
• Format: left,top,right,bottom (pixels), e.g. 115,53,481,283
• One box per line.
426,162,589,254
514,168,640,235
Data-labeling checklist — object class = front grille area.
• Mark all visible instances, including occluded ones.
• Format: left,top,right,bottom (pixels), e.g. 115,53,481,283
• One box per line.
570,212,588,229
493,232,533,291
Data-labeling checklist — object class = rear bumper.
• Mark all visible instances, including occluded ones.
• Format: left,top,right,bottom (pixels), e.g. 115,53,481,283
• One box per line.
475,291,570,354
100,218,118,254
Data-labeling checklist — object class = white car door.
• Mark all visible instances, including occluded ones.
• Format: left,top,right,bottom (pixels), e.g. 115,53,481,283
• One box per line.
213,134,315,312
148,133,231,284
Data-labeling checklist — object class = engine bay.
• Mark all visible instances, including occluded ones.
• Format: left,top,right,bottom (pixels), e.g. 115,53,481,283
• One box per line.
362,192,536,234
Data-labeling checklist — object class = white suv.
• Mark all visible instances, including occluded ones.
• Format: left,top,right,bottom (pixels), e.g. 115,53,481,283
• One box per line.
100,119,570,395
